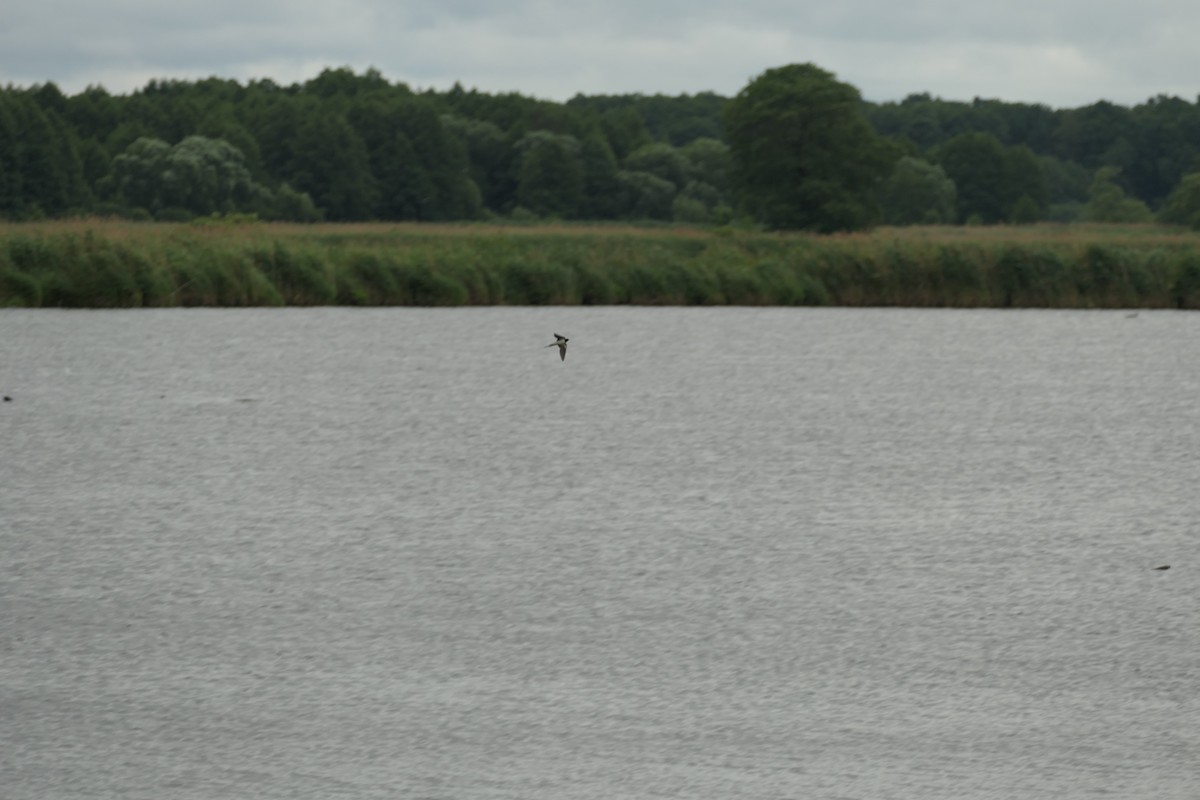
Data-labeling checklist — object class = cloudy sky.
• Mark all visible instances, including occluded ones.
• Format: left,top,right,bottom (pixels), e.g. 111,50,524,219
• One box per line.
3,0,1198,108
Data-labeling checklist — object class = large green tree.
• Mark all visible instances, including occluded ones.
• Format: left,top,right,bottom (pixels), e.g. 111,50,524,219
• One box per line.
101,137,171,211
1159,172,1200,229
935,132,1010,222
1124,95,1200,207
101,135,317,220
514,131,583,217
442,114,512,212
0,91,89,217
623,143,689,190
617,170,676,220
597,107,652,161
877,156,956,225
349,97,433,220
578,130,624,219
395,99,479,220
934,133,1047,223
680,138,731,196
723,63,896,231
0,95,22,216
287,111,377,220
157,135,260,214
1086,166,1152,223
1003,145,1050,221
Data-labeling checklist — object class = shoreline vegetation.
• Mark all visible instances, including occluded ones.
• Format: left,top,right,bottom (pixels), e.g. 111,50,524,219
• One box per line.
3,219,1200,309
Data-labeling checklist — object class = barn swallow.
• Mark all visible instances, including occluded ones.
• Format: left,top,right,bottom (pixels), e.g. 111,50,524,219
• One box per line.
546,333,568,361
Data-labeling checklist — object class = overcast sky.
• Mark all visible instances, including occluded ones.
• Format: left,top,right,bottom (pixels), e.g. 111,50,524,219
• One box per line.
3,0,1198,108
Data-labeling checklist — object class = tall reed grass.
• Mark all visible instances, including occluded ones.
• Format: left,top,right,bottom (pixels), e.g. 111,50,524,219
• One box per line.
2,220,1199,309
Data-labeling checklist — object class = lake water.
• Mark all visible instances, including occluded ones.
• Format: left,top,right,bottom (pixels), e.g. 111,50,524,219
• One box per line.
1,307,1198,799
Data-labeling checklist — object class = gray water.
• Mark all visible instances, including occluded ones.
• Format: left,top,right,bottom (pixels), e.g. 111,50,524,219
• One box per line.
1,307,1197,799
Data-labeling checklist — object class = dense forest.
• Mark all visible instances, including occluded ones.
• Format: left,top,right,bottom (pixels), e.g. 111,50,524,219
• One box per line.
3,64,1200,229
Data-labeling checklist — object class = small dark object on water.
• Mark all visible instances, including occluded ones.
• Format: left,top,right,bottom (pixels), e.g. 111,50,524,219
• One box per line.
1153,565,1170,571
2,396,10,402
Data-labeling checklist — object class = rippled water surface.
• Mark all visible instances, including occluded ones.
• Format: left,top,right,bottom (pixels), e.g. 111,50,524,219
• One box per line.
2,307,1198,799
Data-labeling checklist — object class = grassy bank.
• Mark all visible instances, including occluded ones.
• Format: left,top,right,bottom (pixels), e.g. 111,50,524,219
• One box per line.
3,220,1200,309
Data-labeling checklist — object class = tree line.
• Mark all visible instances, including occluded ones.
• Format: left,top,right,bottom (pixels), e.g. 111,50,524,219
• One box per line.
3,64,1200,231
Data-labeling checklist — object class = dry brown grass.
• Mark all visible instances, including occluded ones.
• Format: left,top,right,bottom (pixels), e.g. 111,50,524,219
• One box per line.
847,223,1200,248
3,218,1196,247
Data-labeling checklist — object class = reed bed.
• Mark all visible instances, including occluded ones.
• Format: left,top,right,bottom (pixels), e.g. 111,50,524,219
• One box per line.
3,220,1200,309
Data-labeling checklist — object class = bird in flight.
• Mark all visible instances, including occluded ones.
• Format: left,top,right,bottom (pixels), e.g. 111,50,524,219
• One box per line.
546,333,568,361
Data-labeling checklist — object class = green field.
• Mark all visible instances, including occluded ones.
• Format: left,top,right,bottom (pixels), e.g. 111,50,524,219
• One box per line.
3,219,1200,309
